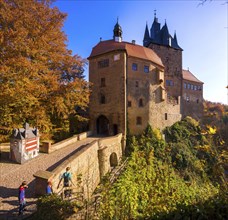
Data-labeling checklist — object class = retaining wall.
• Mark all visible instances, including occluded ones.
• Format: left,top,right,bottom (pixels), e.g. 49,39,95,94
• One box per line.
34,133,123,199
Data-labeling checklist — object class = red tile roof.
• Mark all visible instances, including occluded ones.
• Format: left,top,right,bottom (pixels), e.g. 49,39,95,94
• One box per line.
88,40,164,68
182,69,203,84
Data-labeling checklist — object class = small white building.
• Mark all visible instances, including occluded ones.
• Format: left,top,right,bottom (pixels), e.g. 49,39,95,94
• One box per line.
10,123,39,164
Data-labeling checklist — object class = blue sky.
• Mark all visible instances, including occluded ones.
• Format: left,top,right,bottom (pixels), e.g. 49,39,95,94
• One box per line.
53,0,228,104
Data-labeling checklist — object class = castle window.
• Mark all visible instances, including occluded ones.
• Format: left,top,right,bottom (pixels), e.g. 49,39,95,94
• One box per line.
139,98,143,107
100,94,106,104
132,63,138,71
196,99,199,103
198,85,202,91
191,84,194,90
187,83,191,89
136,117,142,125
194,85,197,90
98,59,109,68
128,101,132,107
166,80,174,86
101,78,106,87
165,113,168,120
135,81,139,87
184,83,187,89
144,65,149,73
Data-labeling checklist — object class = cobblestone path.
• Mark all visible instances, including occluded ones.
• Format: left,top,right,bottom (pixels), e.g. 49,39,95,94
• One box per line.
0,137,97,220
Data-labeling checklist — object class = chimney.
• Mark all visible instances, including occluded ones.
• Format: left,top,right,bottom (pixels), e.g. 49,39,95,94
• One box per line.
132,40,136,45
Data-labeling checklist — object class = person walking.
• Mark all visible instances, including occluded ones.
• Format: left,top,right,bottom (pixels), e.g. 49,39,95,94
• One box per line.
57,167,74,198
18,181,28,216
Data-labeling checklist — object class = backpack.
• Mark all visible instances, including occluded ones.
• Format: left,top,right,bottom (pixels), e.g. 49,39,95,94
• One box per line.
63,172,70,187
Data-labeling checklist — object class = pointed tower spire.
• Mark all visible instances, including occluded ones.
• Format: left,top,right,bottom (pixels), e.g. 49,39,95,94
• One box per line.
160,20,170,45
150,10,160,41
143,22,150,46
113,17,122,42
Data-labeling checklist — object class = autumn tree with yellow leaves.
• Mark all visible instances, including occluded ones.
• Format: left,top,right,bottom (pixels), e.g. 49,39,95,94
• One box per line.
0,0,90,141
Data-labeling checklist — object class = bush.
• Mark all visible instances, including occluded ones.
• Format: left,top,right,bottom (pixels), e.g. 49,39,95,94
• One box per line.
31,194,76,220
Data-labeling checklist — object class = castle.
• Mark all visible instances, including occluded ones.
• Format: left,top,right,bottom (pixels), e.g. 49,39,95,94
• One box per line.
88,15,203,137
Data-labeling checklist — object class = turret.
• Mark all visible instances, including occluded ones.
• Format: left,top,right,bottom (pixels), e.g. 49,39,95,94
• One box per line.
113,19,122,42
143,23,150,47
150,11,161,41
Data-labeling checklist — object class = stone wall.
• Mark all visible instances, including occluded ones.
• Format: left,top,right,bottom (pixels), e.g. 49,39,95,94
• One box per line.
149,44,182,98
181,80,204,120
89,52,127,136
34,134,123,199
127,57,181,134
39,131,93,153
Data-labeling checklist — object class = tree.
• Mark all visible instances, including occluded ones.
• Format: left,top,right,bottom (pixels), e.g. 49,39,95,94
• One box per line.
0,0,90,141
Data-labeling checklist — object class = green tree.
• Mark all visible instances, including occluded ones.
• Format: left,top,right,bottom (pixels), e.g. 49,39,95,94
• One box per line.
0,0,90,141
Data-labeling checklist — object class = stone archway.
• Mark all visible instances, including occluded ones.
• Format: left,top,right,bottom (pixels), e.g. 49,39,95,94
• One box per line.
96,115,109,135
109,152,118,167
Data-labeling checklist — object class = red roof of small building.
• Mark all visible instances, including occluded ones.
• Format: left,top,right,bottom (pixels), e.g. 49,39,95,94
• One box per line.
182,69,203,84
88,40,164,68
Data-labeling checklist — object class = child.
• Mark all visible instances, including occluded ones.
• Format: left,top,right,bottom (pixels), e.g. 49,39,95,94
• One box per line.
46,181,53,195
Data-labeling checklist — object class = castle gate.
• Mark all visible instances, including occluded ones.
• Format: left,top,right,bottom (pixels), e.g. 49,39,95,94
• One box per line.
96,115,109,135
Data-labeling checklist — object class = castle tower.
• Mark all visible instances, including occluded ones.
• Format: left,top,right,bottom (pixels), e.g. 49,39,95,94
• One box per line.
144,15,183,101
144,14,204,120
88,21,181,137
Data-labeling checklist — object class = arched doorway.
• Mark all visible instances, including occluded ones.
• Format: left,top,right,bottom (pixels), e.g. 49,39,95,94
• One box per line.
96,115,109,135
109,152,118,167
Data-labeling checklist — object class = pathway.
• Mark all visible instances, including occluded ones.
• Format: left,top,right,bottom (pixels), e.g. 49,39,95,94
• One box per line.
0,137,97,220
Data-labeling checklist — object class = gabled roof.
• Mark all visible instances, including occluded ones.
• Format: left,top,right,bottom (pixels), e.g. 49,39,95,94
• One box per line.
182,69,204,84
88,40,164,68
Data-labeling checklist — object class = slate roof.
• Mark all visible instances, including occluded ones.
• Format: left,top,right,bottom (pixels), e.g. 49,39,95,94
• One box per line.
144,17,182,50
182,69,204,84
88,40,164,68
12,123,39,140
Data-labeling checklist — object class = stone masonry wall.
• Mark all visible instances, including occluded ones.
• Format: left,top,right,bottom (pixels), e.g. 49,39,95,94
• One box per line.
89,52,127,136
149,44,182,98
34,134,123,199
127,56,181,134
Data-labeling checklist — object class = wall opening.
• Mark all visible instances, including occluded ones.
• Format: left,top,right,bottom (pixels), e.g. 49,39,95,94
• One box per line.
110,152,118,167
96,115,109,135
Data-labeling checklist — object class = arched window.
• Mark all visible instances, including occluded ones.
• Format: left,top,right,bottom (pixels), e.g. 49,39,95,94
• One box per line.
110,152,118,167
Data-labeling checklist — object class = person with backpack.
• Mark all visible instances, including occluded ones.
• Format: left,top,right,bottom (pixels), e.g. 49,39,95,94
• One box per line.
57,167,74,198
18,181,28,216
